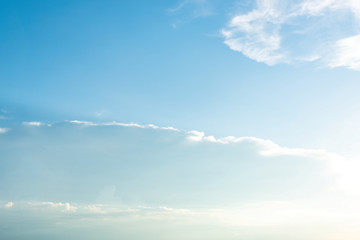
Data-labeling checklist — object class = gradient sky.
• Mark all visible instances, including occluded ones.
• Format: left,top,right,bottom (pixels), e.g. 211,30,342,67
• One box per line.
1,0,360,239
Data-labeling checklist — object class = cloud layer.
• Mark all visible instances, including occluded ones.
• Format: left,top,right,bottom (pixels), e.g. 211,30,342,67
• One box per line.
222,0,360,69
1,199,360,240
0,121,336,205
0,120,359,239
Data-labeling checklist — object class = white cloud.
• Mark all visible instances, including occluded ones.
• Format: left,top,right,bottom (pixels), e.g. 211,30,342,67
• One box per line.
20,119,353,193
67,120,97,126
68,120,343,166
5,202,14,208
23,121,47,126
29,201,77,212
2,120,360,239
187,130,339,157
68,120,180,132
185,127,356,193
299,0,360,16
5,200,360,235
68,119,353,194
222,0,360,70
191,131,343,166
2,120,360,207
329,34,360,70
221,0,286,65
0,128,8,134
187,130,205,141
71,119,339,168
86,205,106,214
0,200,359,240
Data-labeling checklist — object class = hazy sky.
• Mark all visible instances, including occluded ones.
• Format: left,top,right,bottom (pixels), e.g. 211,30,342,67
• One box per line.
1,0,360,239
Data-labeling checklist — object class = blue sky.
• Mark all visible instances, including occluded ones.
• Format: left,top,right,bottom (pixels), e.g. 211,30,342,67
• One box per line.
1,0,360,239
2,0,360,155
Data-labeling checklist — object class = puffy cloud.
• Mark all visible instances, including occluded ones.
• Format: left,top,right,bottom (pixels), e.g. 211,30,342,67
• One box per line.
4,202,14,208
222,0,360,70
0,128,8,134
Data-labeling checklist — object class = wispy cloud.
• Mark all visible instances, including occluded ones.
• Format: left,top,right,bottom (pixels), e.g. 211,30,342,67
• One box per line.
22,121,52,127
67,120,180,131
168,0,215,17
329,34,360,70
222,0,360,70
0,128,8,134
168,0,215,28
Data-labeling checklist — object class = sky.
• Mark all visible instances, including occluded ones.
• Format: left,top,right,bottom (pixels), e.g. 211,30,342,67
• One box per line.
1,0,360,239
